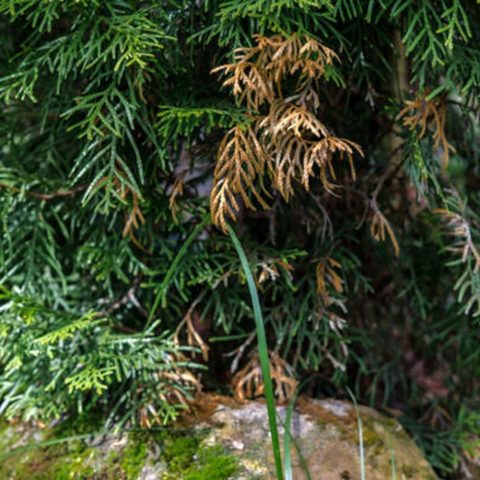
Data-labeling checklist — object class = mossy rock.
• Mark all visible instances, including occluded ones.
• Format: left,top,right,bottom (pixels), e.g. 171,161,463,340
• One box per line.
0,420,238,479
0,395,438,479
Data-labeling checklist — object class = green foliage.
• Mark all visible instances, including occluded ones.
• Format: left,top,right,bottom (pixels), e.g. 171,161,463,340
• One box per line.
0,287,196,424
156,106,246,146
1,0,480,478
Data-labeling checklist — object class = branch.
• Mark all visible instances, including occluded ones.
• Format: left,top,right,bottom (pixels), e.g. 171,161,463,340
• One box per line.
0,182,87,200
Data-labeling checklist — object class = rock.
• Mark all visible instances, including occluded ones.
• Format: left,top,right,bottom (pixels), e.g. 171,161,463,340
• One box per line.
0,395,438,479
194,396,438,480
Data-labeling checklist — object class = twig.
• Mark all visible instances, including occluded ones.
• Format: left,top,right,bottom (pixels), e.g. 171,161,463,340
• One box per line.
0,182,87,200
99,276,147,318
224,332,256,373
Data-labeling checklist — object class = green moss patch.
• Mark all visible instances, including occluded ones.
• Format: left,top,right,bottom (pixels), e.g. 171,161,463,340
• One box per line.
161,433,238,479
0,419,239,480
184,445,238,480
119,435,149,479
0,443,97,480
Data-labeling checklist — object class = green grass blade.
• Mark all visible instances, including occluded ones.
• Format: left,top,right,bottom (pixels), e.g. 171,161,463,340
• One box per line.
284,403,294,480
282,410,312,480
390,447,397,480
347,387,366,480
227,223,284,480
283,377,315,480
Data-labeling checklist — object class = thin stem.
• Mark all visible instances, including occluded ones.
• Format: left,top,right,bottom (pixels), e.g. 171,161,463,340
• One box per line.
227,223,284,480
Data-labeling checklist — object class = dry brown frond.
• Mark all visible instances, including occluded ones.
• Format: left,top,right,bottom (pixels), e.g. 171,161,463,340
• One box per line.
399,92,455,167
257,258,293,284
122,191,145,241
210,33,362,230
95,175,146,245
304,135,360,189
289,39,339,90
232,352,297,404
257,262,280,284
261,102,362,199
212,61,273,111
174,309,210,362
212,33,340,109
105,174,146,247
168,174,185,223
263,101,330,140
435,208,480,272
316,257,344,305
173,294,210,362
210,125,270,231
369,200,400,256
138,352,201,428
260,33,338,94
314,258,349,371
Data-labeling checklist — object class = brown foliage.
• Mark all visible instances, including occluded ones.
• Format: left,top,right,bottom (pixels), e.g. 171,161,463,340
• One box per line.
369,200,400,257
168,174,185,223
174,304,210,363
435,204,480,273
138,353,201,428
211,33,338,109
232,352,297,404
210,34,363,231
210,124,270,229
95,173,146,247
315,257,344,305
399,92,455,167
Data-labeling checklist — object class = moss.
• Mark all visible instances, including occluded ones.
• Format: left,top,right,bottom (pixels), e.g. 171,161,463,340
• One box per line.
0,414,108,480
361,419,386,449
0,441,100,480
0,437,147,480
44,446,97,479
362,427,381,447
164,434,201,474
0,419,238,480
184,446,238,480
401,464,417,478
3,413,142,480
119,435,148,479
1,421,152,480
161,433,238,480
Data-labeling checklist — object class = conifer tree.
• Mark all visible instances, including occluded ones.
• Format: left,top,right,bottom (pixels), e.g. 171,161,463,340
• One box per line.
1,0,480,475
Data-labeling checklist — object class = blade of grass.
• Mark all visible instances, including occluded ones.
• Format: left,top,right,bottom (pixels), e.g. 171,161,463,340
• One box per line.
387,432,397,480
283,374,323,480
283,376,324,480
283,400,295,480
390,447,397,480
282,387,313,480
346,387,366,480
227,223,284,480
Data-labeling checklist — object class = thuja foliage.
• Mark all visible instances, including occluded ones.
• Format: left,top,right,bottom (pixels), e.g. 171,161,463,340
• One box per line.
1,0,480,476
